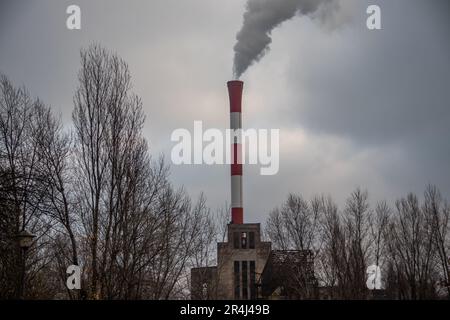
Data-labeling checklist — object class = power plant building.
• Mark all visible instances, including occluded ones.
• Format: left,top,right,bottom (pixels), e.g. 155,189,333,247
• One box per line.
190,81,316,300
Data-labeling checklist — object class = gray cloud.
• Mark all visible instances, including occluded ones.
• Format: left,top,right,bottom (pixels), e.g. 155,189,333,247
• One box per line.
287,0,450,146
0,0,449,222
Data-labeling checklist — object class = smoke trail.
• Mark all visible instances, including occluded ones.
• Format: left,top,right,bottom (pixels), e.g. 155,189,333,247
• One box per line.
233,0,333,79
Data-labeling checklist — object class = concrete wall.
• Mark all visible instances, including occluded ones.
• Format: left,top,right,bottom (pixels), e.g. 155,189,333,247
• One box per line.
216,223,271,299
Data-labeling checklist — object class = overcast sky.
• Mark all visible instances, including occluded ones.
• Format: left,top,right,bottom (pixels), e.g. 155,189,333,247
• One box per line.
1,0,449,223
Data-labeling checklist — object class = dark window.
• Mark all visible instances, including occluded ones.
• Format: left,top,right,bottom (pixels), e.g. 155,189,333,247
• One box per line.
233,232,240,249
242,261,248,299
249,232,255,249
202,283,208,300
234,261,240,299
250,261,256,299
241,232,247,249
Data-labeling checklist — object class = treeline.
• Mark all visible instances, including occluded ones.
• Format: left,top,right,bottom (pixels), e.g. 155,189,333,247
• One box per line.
0,45,221,299
265,187,450,299
1,44,449,301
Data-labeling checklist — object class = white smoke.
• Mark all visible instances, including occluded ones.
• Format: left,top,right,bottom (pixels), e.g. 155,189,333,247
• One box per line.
233,0,337,79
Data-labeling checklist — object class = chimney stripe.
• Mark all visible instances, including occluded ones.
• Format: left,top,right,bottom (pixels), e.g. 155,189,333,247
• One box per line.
228,81,244,224
230,112,242,130
231,175,243,207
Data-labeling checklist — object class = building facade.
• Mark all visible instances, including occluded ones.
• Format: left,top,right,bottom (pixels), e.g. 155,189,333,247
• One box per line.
190,222,319,300
191,223,271,300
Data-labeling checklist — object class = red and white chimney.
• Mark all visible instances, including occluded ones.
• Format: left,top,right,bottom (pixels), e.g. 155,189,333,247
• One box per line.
228,80,244,224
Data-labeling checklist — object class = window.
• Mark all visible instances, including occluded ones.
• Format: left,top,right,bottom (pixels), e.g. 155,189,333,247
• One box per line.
202,283,208,299
250,261,256,299
242,261,248,299
234,261,240,299
241,232,247,249
234,260,255,300
249,232,255,249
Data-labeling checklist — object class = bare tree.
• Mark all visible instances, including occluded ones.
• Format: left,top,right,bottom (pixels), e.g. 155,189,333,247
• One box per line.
342,188,372,298
0,75,50,298
69,45,222,300
265,193,324,298
371,201,390,270
30,103,81,299
216,202,230,243
71,44,149,298
266,193,321,252
386,193,438,299
423,185,450,298
318,195,347,298
0,74,80,300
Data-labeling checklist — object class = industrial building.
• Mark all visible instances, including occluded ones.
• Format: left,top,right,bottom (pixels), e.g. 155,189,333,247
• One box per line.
190,81,316,300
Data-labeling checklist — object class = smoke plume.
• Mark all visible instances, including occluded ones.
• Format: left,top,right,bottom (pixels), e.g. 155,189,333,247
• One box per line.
233,0,333,79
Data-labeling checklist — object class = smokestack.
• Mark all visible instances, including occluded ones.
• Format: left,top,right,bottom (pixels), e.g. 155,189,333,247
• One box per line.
228,80,244,224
